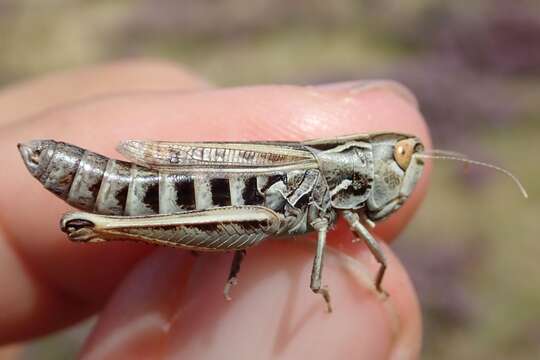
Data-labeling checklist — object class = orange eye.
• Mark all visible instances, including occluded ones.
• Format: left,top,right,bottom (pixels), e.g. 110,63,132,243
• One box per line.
394,139,415,170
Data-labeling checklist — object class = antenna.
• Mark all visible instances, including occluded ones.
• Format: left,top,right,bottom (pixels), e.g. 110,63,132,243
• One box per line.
414,153,528,198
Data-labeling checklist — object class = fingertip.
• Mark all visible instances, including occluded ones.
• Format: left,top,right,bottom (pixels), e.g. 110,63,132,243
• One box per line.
80,249,197,359
0,81,430,344
0,58,210,127
83,240,421,359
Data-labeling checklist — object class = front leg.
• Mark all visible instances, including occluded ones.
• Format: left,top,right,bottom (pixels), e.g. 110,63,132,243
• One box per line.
342,211,388,296
310,218,332,313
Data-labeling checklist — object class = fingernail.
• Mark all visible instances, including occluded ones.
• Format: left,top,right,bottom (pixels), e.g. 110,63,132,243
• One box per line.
315,80,419,108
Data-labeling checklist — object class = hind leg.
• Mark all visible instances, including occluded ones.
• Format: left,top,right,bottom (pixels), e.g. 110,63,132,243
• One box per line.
224,250,246,301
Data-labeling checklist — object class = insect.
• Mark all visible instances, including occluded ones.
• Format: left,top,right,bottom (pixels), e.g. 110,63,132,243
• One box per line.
17,133,526,312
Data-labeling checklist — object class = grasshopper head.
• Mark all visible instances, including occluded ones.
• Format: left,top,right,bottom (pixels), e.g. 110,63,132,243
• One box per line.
17,140,57,180
366,135,424,221
316,133,424,216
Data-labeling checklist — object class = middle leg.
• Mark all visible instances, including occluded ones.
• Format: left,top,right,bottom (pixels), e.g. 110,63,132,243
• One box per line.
310,218,332,313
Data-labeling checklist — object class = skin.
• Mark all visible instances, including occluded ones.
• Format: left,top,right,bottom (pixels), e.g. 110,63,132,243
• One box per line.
0,60,430,359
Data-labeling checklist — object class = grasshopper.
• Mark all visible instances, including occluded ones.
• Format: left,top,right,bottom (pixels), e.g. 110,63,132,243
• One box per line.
18,133,525,311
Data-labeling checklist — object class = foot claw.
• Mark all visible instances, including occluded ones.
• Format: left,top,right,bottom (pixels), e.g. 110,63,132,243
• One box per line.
223,277,238,301
376,286,389,300
316,286,333,313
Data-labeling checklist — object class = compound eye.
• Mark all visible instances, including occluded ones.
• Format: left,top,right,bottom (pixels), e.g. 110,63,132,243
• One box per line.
394,139,415,170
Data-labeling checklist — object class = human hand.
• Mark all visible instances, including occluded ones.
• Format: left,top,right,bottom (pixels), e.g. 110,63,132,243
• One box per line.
0,60,430,359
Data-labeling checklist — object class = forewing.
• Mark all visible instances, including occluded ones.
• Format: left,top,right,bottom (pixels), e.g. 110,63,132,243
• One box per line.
118,140,316,170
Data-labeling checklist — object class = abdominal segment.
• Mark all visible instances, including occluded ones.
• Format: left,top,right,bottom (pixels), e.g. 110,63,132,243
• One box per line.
42,143,296,216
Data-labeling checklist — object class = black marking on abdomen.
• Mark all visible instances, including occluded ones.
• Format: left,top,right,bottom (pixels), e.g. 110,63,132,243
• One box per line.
114,161,132,214
174,175,196,210
210,178,231,206
67,150,108,210
115,186,129,212
95,160,132,215
143,181,160,213
242,176,264,205
43,143,85,199
87,154,108,200
260,174,285,192
125,165,160,215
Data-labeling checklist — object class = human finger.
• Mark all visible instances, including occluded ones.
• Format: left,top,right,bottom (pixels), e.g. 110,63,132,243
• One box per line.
0,59,210,127
0,81,429,343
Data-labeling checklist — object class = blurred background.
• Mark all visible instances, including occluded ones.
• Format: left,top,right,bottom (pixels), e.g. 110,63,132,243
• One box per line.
0,0,538,358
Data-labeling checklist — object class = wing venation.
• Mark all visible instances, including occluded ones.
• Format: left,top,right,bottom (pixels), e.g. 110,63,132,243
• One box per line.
118,140,316,170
